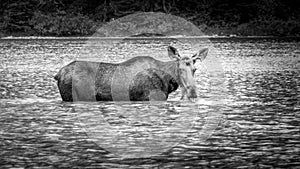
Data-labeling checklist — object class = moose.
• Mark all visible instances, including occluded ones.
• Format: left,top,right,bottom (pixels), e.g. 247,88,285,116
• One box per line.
54,46,208,101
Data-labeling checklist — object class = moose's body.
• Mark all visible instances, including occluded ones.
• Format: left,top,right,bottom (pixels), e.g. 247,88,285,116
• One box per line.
54,46,208,102
54,56,179,101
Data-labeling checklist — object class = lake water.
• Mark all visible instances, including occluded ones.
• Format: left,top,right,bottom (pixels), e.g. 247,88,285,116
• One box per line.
0,37,299,168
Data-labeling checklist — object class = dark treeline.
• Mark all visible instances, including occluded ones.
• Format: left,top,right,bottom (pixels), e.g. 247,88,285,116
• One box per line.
0,0,299,36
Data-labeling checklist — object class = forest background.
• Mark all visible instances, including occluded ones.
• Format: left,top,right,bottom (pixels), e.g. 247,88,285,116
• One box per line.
1,0,299,37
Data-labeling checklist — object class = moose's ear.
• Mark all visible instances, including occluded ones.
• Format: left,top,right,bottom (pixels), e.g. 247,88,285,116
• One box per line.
192,48,208,63
168,46,180,60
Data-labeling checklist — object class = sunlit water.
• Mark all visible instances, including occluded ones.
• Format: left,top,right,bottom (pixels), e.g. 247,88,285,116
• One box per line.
0,38,299,168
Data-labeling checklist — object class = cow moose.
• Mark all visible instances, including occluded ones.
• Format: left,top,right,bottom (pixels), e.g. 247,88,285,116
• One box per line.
54,46,208,101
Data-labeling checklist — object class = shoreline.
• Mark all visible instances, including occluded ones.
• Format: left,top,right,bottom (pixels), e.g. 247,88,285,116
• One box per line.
1,35,300,40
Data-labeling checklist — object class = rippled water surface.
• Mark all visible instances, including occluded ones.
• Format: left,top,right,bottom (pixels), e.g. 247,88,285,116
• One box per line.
0,37,299,168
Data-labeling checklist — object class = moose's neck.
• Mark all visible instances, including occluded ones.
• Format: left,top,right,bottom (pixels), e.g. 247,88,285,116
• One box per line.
161,61,179,81
160,61,180,94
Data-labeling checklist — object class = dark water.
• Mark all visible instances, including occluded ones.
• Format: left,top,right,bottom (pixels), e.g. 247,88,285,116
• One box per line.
0,37,299,168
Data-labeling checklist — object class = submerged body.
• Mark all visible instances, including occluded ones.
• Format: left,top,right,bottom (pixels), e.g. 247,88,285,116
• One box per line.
54,46,208,102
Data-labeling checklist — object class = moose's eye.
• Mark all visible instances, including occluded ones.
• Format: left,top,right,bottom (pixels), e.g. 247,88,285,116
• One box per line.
186,62,191,66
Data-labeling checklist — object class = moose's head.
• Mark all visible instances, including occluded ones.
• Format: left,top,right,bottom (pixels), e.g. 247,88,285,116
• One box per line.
168,46,208,100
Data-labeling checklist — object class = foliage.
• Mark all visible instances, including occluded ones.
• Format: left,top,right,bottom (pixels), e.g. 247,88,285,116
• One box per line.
0,0,37,34
29,11,96,36
237,17,300,36
0,0,299,36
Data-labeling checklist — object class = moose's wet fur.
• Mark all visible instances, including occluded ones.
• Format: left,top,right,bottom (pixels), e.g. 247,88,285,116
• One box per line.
54,46,208,101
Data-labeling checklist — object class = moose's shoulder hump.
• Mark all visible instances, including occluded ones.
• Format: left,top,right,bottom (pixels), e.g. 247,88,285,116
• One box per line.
121,56,159,65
